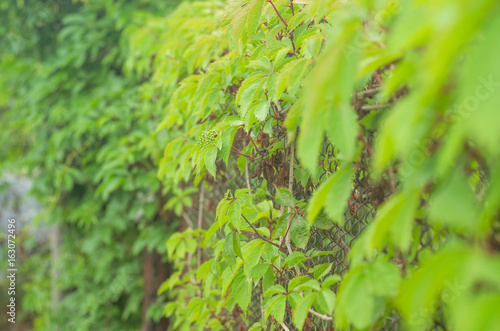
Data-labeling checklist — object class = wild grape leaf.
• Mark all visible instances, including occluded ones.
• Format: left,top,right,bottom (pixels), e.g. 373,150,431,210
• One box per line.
307,167,354,224
264,284,286,297
233,232,243,260
314,289,335,315
277,58,311,99
204,146,218,178
249,263,269,282
244,241,264,276
275,187,296,207
293,293,317,330
337,269,375,329
272,295,287,324
290,215,310,249
224,232,237,268
299,22,362,173
288,276,312,292
232,269,252,311
228,200,242,230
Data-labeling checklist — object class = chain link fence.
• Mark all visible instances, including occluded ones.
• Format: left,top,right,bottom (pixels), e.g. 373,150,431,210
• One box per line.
188,129,443,330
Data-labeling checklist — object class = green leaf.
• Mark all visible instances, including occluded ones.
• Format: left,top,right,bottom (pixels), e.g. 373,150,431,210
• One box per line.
253,100,270,121
293,293,317,330
311,214,334,229
166,233,182,260
229,1,250,45
337,268,375,330
244,241,264,276
246,0,265,41
163,302,177,317
294,279,321,292
304,34,323,58
211,251,222,275
322,275,341,289
222,260,243,296
307,167,355,224
299,22,362,173
215,133,223,150
264,284,286,297
290,215,310,249
428,171,479,233
248,322,263,331
224,232,237,268
262,267,276,293
480,161,500,232
232,269,252,311
283,251,307,268
396,243,473,327
204,214,228,245
272,213,290,239
366,258,401,298
237,154,247,175
458,13,500,156
221,127,238,164
277,58,311,99
236,74,266,118
314,289,335,315
364,189,420,255
204,146,218,178
248,57,273,73
313,263,333,280
323,168,355,224
249,263,269,282
452,293,500,331
272,295,287,324
288,11,308,33
288,276,312,292
197,259,213,282
233,232,243,260
228,200,242,230
275,187,296,207
287,292,303,310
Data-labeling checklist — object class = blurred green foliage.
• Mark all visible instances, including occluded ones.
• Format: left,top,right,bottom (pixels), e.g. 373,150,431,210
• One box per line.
1,0,181,330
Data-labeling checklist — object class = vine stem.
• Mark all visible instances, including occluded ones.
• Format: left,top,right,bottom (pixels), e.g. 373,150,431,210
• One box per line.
183,212,194,228
309,309,333,321
354,87,380,97
267,0,288,29
248,133,263,154
242,214,280,248
245,161,251,190
360,103,392,111
231,146,255,161
285,140,295,252
281,323,291,331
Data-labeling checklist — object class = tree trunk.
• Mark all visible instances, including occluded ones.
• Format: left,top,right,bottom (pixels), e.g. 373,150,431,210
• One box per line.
51,222,61,331
141,247,170,331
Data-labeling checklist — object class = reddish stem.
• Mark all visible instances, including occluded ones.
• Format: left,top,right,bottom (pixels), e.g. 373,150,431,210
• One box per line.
231,146,254,161
268,0,288,29
242,214,280,248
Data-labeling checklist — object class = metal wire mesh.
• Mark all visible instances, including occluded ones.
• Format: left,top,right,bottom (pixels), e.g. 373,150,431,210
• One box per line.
250,164,387,330
189,128,442,330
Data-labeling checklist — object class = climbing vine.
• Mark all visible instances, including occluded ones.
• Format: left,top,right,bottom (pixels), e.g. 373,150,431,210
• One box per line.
142,0,500,330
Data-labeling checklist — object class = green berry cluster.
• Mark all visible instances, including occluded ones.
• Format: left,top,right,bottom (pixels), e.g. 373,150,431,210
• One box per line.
197,130,217,147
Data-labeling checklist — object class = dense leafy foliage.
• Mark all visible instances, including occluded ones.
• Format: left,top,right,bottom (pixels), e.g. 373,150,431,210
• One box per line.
1,0,500,330
1,1,180,330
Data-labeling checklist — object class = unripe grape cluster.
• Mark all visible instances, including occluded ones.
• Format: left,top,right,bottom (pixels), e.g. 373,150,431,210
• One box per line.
197,130,217,147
